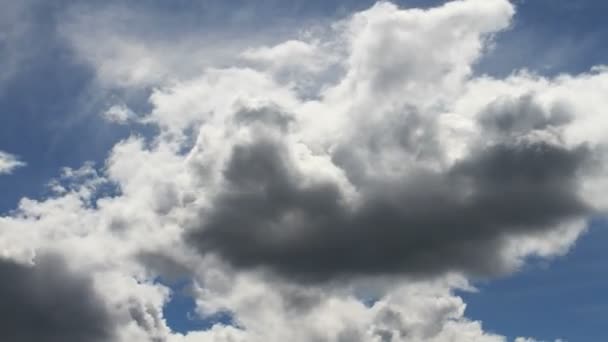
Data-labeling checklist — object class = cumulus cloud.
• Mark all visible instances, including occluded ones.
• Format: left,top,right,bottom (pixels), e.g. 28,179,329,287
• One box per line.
1,0,607,341
177,0,601,283
190,135,592,281
0,151,25,175
0,253,116,342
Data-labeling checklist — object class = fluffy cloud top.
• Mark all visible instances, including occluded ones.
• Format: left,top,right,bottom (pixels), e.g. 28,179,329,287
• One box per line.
0,0,605,341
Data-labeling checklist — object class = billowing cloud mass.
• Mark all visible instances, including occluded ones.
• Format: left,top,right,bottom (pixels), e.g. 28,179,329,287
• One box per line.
1,0,606,341
0,254,116,342
0,151,25,175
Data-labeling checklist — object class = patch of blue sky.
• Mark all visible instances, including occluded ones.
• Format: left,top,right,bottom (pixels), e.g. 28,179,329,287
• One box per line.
155,277,236,334
460,218,608,342
476,0,608,77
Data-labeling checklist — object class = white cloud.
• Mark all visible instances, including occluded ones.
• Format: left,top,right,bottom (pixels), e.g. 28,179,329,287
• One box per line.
59,2,309,89
0,0,606,341
0,151,25,175
103,104,136,124
241,40,324,72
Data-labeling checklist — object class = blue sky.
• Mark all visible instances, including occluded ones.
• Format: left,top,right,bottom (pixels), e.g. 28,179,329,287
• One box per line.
461,218,608,342
1,1,607,341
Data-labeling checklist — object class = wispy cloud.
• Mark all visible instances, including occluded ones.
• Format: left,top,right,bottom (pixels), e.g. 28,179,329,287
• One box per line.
0,151,25,175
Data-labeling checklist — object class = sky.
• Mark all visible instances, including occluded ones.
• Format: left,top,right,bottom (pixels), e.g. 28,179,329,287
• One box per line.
0,0,607,341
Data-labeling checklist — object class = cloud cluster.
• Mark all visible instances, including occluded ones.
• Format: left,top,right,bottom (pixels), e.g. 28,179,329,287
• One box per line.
0,0,606,341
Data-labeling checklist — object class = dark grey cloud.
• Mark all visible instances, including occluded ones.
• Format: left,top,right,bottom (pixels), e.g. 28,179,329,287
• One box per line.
125,298,165,341
187,98,597,282
0,254,116,342
233,106,294,132
478,94,572,137
137,252,192,282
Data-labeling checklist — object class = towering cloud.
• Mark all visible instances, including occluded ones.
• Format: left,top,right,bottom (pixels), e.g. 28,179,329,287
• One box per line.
179,0,603,282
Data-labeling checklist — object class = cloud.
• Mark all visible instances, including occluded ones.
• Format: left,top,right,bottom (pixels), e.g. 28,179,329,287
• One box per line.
189,135,592,281
0,253,116,342
1,0,607,341
172,0,601,283
103,104,136,124
0,151,25,175
58,0,321,89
